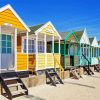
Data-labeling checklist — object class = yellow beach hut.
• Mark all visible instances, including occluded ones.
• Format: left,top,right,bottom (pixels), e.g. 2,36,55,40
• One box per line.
0,4,30,73
0,4,30,99
22,22,63,72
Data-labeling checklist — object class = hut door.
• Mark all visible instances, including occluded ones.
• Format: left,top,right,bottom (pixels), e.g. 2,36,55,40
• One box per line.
70,56,74,66
1,34,13,70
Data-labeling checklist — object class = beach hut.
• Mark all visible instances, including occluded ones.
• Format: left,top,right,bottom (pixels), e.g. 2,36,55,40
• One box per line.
22,22,64,86
75,29,90,66
53,31,80,70
0,4,30,99
89,37,99,65
26,22,62,71
0,4,30,73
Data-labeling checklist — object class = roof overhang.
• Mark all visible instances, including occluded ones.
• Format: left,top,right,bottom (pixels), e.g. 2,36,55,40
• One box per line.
0,4,30,32
35,21,61,39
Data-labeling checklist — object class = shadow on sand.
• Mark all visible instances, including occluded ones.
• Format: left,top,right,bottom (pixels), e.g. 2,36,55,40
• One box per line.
90,75,100,79
64,82,95,89
23,95,46,100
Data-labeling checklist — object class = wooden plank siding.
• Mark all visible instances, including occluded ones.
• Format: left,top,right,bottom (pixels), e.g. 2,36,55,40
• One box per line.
0,9,26,30
28,54,36,69
66,56,70,66
60,55,64,67
17,54,27,71
38,53,45,70
74,56,78,66
17,36,22,52
46,53,53,68
54,54,60,68
40,24,58,36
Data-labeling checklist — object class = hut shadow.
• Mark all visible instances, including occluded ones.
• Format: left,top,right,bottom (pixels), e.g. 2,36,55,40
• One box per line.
91,75,100,79
24,95,46,100
64,82,95,89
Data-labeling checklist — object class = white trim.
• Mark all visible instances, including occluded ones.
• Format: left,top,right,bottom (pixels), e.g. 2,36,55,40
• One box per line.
52,36,54,68
22,37,35,54
59,38,60,55
0,4,30,32
36,34,38,71
80,29,90,45
52,36,54,53
0,25,1,72
44,34,47,69
14,28,17,71
35,21,61,39
90,37,99,47
26,32,28,70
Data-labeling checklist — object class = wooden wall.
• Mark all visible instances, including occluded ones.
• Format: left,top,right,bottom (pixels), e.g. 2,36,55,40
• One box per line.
28,54,36,69
38,53,45,70
17,54,27,71
17,36,22,52
74,56,78,66
66,56,70,66
0,8,26,30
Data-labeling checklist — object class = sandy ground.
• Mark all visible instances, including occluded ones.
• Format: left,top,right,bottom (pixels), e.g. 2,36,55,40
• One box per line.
1,72,100,100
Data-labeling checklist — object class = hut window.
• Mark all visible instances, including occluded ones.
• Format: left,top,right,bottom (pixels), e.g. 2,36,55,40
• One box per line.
23,39,35,53
38,41,44,53
1,34,12,54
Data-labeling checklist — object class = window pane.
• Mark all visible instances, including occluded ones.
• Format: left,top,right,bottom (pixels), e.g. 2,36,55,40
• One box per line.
32,40,34,44
24,39,26,44
24,49,26,53
7,35,11,41
7,41,11,47
2,47,6,53
7,48,11,53
29,40,31,44
2,34,6,40
2,41,6,47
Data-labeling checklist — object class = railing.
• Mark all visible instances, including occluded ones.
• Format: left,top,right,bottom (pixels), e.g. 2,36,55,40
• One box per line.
82,53,91,75
54,55,64,79
82,53,91,65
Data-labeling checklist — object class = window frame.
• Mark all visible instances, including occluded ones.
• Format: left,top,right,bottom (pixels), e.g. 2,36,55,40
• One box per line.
0,34,12,54
22,38,35,54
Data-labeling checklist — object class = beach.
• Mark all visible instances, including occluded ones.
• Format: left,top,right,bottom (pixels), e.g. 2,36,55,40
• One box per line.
0,72,100,100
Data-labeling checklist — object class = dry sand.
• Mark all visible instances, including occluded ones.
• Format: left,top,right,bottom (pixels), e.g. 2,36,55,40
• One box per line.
0,72,100,100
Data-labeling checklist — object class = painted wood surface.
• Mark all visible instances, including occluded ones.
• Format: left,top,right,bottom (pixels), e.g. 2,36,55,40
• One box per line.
28,54,36,69
38,53,45,70
80,30,90,45
91,57,99,65
46,53,53,67
17,54,27,71
40,24,58,36
74,56,79,66
0,9,26,30
17,36,22,52
54,54,60,68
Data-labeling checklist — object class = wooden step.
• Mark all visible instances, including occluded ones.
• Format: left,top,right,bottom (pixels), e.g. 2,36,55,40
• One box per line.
4,77,18,81
11,89,27,96
7,83,22,87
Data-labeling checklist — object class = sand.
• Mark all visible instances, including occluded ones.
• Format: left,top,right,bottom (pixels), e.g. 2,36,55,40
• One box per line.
0,72,100,100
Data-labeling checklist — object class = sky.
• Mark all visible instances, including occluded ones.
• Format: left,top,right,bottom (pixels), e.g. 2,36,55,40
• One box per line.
0,0,100,40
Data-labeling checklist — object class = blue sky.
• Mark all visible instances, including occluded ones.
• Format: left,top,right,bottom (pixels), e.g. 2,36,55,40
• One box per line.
0,0,100,40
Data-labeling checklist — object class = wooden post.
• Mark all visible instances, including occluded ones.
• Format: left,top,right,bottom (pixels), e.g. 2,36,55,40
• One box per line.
52,36,54,53
59,38,60,55
36,34,38,70
0,25,1,72
52,36,54,69
14,28,17,71
26,31,29,70
64,40,66,69
44,34,47,69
